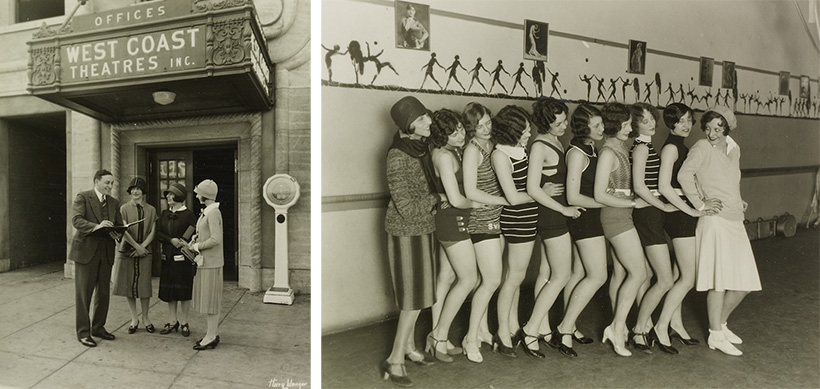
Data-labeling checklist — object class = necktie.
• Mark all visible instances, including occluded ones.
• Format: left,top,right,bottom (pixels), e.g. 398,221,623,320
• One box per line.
101,195,109,219
136,204,144,242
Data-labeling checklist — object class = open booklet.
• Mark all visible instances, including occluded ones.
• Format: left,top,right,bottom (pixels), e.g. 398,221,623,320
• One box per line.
87,218,145,238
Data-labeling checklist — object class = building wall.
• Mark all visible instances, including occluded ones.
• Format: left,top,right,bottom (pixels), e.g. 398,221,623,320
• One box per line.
321,0,820,333
0,0,312,295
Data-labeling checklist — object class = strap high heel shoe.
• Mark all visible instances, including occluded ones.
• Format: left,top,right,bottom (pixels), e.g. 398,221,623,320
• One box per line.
491,333,517,358
445,340,463,355
193,335,220,350
649,328,678,355
539,332,556,349
404,349,435,366
630,329,653,354
379,360,412,387
548,329,578,358
127,320,139,334
514,328,545,359
425,332,453,362
602,325,632,357
669,329,700,345
160,322,179,335
181,323,191,337
572,329,594,344
462,336,483,363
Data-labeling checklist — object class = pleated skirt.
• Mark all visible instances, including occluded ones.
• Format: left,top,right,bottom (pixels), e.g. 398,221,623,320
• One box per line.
695,216,762,292
192,267,223,314
386,233,436,310
112,255,153,298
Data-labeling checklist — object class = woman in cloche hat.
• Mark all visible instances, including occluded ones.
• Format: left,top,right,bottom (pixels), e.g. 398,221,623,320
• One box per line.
112,177,158,334
156,182,197,337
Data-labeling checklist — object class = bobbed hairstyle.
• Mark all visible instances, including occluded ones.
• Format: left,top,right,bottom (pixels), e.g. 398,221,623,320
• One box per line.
429,109,463,148
700,110,731,136
531,97,568,134
663,103,695,129
601,102,632,136
491,105,531,146
462,102,492,134
628,102,658,137
569,103,602,142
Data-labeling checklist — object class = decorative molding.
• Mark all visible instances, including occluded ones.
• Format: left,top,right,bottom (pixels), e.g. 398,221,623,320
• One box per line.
109,113,264,288
32,21,72,39
192,0,250,13
29,46,59,86
211,18,247,66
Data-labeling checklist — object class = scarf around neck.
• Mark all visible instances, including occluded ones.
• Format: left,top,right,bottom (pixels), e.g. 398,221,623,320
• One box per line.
389,130,436,193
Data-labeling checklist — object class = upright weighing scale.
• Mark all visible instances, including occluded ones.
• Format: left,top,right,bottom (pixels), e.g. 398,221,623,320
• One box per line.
262,174,300,305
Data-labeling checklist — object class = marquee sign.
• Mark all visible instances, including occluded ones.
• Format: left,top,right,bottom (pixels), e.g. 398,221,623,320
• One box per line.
27,0,274,122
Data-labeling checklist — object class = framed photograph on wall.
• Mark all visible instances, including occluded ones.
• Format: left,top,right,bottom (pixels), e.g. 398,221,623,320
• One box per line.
395,1,430,51
699,57,714,87
523,19,549,61
800,75,810,99
627,40,646,74
722,61,735,89
779,71,790,96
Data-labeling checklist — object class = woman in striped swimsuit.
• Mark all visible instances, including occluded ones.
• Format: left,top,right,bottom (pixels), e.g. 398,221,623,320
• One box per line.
490,105,540,358
629,102,679,353
594,102,648,357
461,102,508,363
524,98,586,358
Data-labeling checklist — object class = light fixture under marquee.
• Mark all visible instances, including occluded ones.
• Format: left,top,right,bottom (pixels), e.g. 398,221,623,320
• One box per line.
152,90,176,105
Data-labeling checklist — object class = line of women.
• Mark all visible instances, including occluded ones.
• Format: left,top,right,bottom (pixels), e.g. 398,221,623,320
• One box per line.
380,95,761,387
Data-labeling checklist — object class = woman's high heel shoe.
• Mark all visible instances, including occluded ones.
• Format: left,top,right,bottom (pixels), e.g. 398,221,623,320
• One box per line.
514,329,545,359
669,329,700,345
193,335,220,350
572,329,594,344
602,325,632,357
630,329,653,354
181,323,191,337
445,340,463,355
145,324,155,333
425,332,453,362
539,332,556,349
160,322,179,335
548,329,578,358
127,320,139,334
404,350,435,366
379,360,412,387
462,336,483,363
649,328,679,355
491,333,517,358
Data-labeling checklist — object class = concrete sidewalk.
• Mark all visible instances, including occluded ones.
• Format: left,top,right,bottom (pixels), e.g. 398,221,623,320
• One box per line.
0,261,310,389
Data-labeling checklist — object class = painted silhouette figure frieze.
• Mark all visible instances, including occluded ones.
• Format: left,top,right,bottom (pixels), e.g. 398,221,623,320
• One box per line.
468,57,491,92
632,77,640,102
444,55,467,91
546,67,561,98
489,59,510,94
619,77,632,102
643,80,654,104
346,41,366,84
364,42,399,85
532,61,545,96
510,62,531,96
580,74,594,101
655,73,662,104
322,44,347,83
607,78,618,102
677,83,685,103
420,52,445,89
595,75,606,103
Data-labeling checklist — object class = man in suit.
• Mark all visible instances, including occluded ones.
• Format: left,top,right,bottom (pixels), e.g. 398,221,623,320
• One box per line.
70,169,123,347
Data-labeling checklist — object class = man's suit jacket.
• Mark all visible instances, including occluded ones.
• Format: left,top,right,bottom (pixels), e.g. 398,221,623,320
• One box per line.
69,190,122,265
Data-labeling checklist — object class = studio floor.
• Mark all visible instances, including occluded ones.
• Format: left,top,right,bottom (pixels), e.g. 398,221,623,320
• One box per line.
322,228,820,388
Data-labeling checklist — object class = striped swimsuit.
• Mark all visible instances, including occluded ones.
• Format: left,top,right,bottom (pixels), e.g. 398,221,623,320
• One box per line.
497,145,538,243
467,139,503,235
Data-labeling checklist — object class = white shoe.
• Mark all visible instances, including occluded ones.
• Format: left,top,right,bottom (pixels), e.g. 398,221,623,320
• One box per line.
708,329,742,356
721,323,742,344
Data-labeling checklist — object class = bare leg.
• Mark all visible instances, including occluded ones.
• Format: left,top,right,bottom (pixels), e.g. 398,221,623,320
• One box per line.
609,246,625,314
496,241,535,347
535,244,552,335
431,246,454,327
634,244,674,334
432,241,478,344
658,237,696,344
523,234,572,346
387,310,421,367
465,238,502,346
608,230,648,341
140,297,152,327
556,237,607,336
